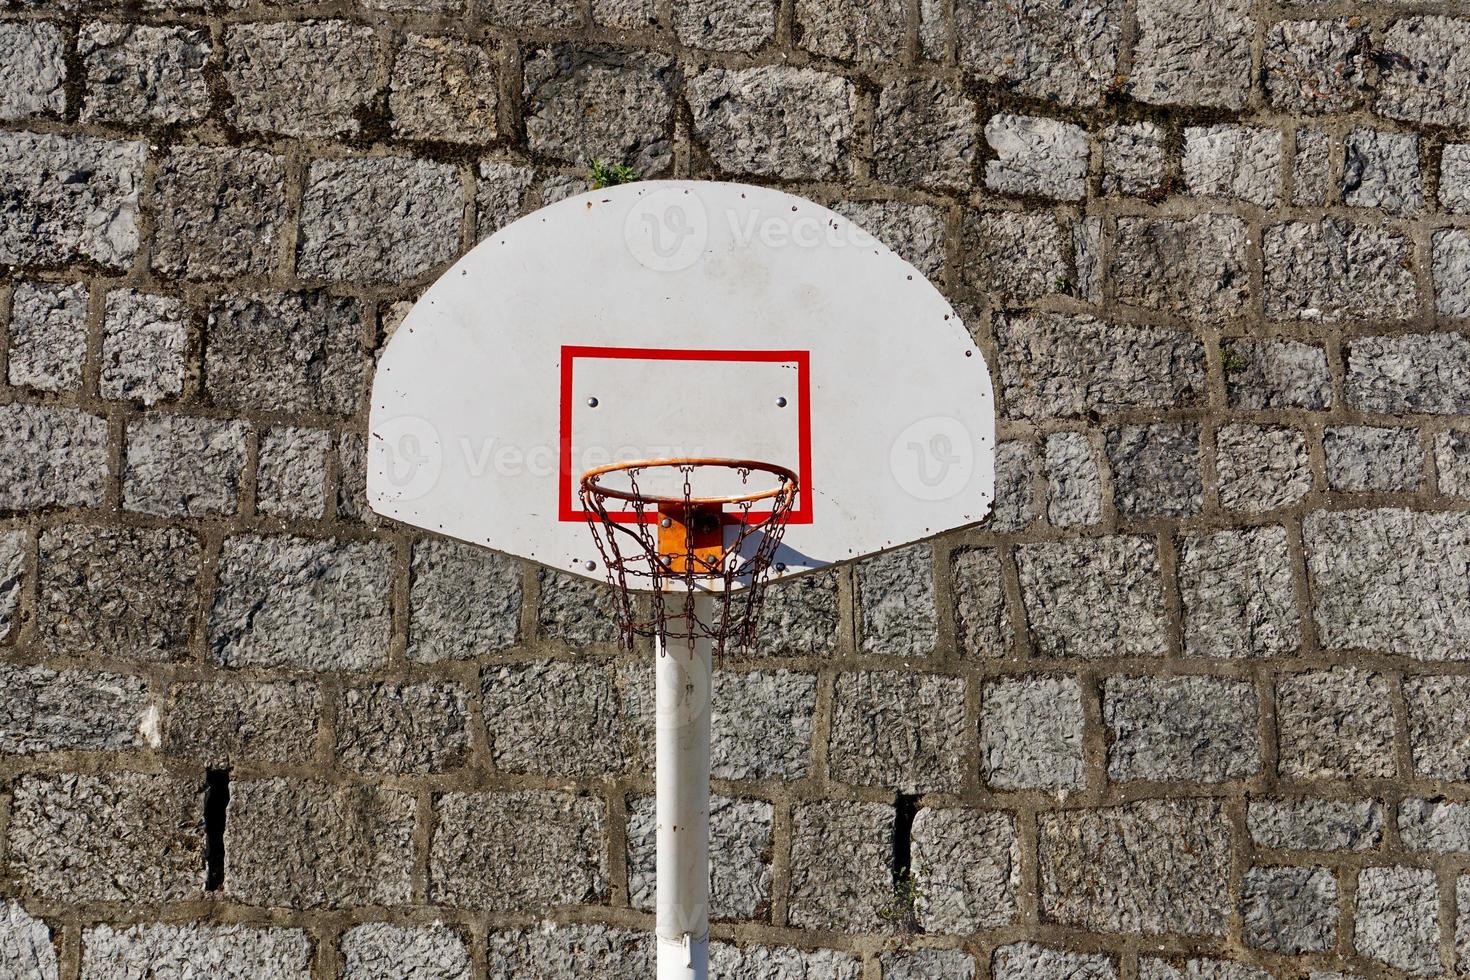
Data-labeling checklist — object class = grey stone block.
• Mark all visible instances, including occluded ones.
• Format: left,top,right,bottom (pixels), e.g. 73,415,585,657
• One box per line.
593,0,658,28
0,530,20,641
1276,667,1395,779
1044,432,1102,528
1435,229,1470,319
1074,217,1102,303
206,291,366,415
1292,128,1333,205
1348,332,1470,414
1180,526,1301,659
1019,535,1167,658
833,201,945,279
678,0,777,52
390,34,498,144
710,942,862,978
857,543,937,658
951,547,1011,657
742,568,839,657
1460,878,1470,969
711,669,815,780
955,0,1122,107
337,680,470,775
961,210,1072,303
226,778,415,908
1246,863,1340,952
1405,674,1470,779
223,20,377,137
0,22,65,119
1,901,58,980
0,132,145,267
257,426,330,518
881,949,976,979
525,46,674,172
537,568,621,646
1131,0,1253,109
7,772,203,902
151,145,288,279
1305,509,1470,659
911,807,1018,933
1101,121,1168,196
1224,339,1332,410
1354,866,1440,975
1104,675,1259,782
1442,144,1470,213
1265,19,1373,114
795,0,903,61
164,678,319,766
123,413,248,517
7,281,87,393
80,924,310,980
537,175,591,205
486,925,651,979
873,79,976,191
100,289,188,405
788,800,892,932
981,675,1085,790
475,160,535,238
995,313,1204,420
209,535,393,672
1264,219,1418,322
408,538,521,661
1182,126,1283,206
1342,129,1422,215
0,664,152,754
627,795,772,919
689,66,854,180
1398,798,1470,853
992,439,1038,534
829,671,967,793
1324,425,1421,492
297,156,462,283
80,23,211,126
1140,957,1270,980
1040,800,1232,937
481,0,583,27
1247,799,1383,852
430,790,607,910
0,404,108,510
984,114,1088,201
1216,423,1313,513
340,923,470,980
482,660,648,776
1107,422,1202,518
1111,213,1250,318
38,524,200,660
1376,16,1470,127
993,944,1116,979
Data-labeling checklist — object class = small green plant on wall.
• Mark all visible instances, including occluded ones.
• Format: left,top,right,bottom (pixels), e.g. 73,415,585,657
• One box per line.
878,864,926,933
589,159,639,189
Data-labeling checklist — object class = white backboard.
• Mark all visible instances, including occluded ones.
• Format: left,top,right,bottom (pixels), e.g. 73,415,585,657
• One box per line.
368,181,995,587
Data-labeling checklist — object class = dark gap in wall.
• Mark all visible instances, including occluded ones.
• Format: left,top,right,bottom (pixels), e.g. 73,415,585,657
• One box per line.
890,793,922,933
891,792,918,884
203,769,230,891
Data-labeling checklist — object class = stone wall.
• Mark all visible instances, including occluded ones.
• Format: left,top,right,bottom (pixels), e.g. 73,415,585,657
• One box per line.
2,0,1470,977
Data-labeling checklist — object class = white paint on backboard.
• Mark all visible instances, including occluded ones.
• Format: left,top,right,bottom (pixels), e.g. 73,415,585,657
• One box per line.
368,181,995,588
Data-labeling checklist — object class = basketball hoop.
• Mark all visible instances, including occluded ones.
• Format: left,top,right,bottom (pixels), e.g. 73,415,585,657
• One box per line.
579,458,799,656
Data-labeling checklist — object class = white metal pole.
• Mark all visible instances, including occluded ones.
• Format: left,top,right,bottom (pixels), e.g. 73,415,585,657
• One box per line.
655,592,713,980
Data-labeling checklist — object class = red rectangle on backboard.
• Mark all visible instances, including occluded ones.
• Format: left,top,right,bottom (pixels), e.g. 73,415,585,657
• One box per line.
558,345,813,524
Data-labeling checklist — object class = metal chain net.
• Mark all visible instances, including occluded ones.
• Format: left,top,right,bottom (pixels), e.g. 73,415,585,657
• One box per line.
579,462,798,657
